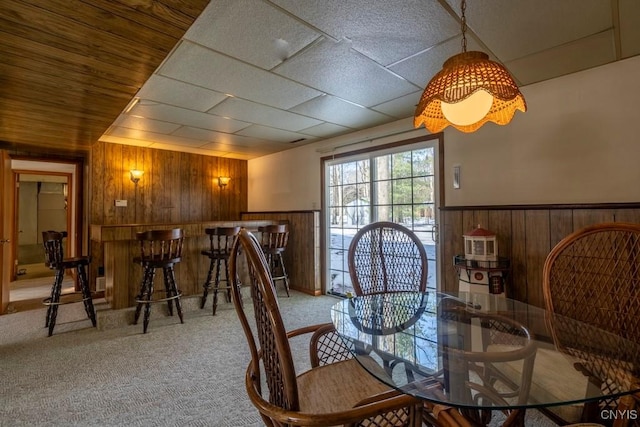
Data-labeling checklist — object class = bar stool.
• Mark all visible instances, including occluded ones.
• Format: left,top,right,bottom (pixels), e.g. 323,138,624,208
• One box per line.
42,231,96,337
200,226,240,315
258,224,290,297
133,228,184,333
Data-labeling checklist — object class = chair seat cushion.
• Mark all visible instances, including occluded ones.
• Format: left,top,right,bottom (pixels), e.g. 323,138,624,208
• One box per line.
492,344,589,422
297,358,391,414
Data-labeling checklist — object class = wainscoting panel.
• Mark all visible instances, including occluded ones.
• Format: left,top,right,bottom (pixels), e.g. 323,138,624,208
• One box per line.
441,205,640,307
440,205,640,338
241,211,321,296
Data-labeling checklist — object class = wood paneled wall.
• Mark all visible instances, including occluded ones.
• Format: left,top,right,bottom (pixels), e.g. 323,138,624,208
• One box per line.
89,141,248,282
241,211,321,295
440,205,640,309
90,141,247,224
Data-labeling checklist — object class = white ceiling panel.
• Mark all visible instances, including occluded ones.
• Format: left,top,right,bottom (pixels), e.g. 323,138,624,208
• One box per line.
506,31,616,85
92,0,639,160
107,128,206,148
201,142,288,156
270,0,460,66
113,115,182,134
450,0,612,61
184,0,321,70
290,95,393,128
158,41,323,109
372,91,422,119
236,124,316,144
135,75,228,112
209,97,323,131
172,126,287,150
390,37,485,88
274,38,419,107
300,122,351,138
127,103,249,133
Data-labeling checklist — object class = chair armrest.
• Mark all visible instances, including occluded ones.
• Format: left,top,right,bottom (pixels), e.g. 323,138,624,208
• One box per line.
243,359,422,426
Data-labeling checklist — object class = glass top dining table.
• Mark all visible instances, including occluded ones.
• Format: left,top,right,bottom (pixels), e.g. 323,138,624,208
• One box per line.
330,291,640,413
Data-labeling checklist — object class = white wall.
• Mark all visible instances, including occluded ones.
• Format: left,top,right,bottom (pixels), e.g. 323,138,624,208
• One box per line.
248,55,640,211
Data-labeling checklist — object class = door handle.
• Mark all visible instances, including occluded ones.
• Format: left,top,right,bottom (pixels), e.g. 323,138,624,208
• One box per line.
0,239,10,243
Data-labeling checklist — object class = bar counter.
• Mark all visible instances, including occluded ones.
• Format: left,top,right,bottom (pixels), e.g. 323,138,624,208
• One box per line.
90,220,277,309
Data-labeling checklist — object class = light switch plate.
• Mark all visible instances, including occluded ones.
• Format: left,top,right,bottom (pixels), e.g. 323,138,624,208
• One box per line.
114,199,128,207
453,165,461,189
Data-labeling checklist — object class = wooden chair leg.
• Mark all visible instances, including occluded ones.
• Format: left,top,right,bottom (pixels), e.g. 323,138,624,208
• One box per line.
166,265,183,324
212,258,222,315
200,258,215,309
77,264,96,327
47,269,65,336
142,269,156,334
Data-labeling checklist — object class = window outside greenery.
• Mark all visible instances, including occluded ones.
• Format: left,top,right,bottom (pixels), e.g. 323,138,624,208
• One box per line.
327,145,438,297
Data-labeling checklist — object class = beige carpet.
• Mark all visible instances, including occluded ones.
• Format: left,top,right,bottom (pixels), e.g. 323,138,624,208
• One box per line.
0,290,557,426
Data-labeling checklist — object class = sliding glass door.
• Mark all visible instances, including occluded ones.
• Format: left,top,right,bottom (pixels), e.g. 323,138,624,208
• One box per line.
324,138,440,296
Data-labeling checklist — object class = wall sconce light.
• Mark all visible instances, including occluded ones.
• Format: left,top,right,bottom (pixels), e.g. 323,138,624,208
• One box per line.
130,169,144,185
217,176,231,189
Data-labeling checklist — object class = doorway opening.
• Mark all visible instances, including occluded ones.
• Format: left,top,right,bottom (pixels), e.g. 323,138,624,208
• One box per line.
9,159,80,310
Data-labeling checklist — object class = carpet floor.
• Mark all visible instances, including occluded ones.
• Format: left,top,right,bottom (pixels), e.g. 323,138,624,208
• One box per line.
0,290,557,426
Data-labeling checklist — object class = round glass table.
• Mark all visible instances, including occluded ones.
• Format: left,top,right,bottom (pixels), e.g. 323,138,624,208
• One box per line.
330,291,640,417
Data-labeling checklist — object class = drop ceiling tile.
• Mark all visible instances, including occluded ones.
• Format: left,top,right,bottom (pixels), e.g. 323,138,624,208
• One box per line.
128,102,249,133
147,142,228,157
270,0,459,66
173,126,286,150
506,30,615,85
113,115,181,134
299,122,351,138
209,97,322,131
184,0,320,70
390,38,484,88
274,38,419,107
201,142,286,156
158,41,322,109
99,134,154,148
106,127,208,148
620,0,640,58
135,75,228,112
447,0,612,62
236,124,315,143
290,95,393,128
372,91,422,119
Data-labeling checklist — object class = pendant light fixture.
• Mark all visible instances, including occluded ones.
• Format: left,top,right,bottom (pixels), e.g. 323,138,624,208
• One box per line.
414,0,526,133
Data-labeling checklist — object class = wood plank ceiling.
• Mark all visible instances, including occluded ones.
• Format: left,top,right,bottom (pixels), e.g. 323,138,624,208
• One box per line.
0,0,209,152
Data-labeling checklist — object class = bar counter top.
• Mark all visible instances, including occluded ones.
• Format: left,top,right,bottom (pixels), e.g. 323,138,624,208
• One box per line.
90,220,278,309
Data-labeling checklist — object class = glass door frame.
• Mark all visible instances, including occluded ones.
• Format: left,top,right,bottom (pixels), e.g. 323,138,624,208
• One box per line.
320,133,444,295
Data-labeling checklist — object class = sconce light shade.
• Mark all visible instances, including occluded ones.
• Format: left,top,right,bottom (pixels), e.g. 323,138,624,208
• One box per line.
414,51,526,133
217,176,231,189
130,169,144,185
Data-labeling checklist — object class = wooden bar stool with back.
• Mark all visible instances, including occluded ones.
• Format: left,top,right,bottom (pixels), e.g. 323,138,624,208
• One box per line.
41,230,96,336
133,228,184,333
258,224,290,296
200,226,240,315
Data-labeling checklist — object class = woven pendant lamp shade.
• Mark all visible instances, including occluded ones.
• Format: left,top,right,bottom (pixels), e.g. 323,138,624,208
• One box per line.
414,51,527,133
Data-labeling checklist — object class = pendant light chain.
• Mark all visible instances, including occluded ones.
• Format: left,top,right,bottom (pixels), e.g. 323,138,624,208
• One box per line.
460,0,467,53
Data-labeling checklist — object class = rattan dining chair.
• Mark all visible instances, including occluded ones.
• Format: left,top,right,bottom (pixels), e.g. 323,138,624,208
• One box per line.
542,222,640,426
228,228,424,426
437,297,537,427
348,221,428,296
